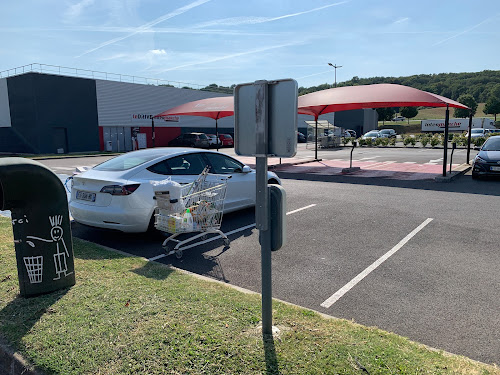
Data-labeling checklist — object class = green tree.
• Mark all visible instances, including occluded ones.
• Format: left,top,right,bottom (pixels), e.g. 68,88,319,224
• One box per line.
376,107,396,125
484,84,500,121
400,107,418,124
454,94,477,118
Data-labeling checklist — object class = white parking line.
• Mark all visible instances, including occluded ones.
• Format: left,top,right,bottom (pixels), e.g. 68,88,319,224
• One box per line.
320,218,433,309
287,204,316,215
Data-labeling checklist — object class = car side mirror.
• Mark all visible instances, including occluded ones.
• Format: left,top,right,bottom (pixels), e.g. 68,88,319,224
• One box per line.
242,166,252,173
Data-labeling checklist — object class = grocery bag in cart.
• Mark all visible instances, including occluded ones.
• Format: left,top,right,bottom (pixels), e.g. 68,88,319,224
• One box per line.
153,167,230,258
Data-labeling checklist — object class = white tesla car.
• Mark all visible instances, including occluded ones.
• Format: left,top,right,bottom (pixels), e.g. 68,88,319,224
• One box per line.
69,148,281,233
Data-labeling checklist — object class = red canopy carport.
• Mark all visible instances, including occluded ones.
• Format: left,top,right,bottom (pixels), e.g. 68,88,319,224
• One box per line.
298,83,471,176
155,96,234,151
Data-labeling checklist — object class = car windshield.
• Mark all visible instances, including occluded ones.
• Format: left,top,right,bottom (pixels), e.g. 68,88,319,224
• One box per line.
94,153,161,171
471,129,484,134
482,138,500,151
380,130,390,133
198,134,208,139
365,132,378,136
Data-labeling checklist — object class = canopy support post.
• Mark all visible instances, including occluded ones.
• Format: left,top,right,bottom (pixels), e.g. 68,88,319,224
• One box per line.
442,104,450,177
315,117,318,160
216,117,219,152
151,117,156,148
466,111,473,164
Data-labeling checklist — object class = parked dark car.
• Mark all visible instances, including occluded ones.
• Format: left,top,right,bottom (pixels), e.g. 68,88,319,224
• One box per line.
472,135,500,179
297,132,307,143
167,133,210,148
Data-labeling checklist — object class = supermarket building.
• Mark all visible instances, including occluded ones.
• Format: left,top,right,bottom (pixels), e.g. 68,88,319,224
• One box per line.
0,65,377,155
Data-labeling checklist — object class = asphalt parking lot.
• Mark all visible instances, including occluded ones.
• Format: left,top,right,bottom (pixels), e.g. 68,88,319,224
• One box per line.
69,162,500,366
5,145,494,365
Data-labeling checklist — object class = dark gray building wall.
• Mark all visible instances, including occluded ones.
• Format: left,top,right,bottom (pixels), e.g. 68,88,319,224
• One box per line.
333,109,378,137
6,73,100,154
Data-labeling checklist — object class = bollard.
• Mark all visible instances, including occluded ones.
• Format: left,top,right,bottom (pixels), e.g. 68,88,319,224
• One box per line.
0,158,75,297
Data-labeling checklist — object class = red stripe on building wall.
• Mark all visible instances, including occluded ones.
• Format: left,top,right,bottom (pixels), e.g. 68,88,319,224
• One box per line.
140,127,181,148
98,127,104,151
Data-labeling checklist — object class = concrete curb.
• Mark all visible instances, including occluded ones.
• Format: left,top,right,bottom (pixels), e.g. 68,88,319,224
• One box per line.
268,158,320,169
0,337,42,375
434,163,472,183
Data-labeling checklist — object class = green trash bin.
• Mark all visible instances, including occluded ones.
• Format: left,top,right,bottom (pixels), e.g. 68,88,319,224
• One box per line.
0,157,75,297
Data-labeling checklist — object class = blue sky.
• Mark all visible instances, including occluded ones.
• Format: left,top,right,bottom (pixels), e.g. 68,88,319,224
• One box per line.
1,0,499,89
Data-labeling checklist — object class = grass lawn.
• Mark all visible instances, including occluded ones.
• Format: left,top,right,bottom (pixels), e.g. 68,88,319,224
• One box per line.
0,217,499,374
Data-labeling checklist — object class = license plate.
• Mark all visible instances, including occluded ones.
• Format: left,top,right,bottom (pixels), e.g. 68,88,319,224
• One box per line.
490,166,500,171
76,190,96,202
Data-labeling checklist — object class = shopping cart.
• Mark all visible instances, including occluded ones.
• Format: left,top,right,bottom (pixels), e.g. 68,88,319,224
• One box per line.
154,170,230,258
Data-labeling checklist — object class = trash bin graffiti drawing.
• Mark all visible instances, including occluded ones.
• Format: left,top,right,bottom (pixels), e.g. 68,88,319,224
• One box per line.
23,256,43,284
26,215,74,281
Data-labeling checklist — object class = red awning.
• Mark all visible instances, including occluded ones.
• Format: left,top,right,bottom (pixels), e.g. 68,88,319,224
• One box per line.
298,84,470,118
155,96,233,120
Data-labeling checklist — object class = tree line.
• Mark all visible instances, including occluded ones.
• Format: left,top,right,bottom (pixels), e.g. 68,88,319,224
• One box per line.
198,70,500,120
297,70,500,102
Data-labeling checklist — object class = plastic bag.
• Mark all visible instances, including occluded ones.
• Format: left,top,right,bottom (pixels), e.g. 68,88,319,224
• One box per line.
150,177,182,201
151,178,185,214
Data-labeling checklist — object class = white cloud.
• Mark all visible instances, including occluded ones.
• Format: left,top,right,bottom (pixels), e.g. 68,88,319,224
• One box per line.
64,0,95,22
150,49,166,55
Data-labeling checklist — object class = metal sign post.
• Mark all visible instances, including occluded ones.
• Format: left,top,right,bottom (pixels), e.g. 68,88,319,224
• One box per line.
254,81,272,334
234,78,297,336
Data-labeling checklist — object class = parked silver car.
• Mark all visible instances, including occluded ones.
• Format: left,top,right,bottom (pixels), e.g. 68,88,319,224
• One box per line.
379,129,397,138
361,131,380,140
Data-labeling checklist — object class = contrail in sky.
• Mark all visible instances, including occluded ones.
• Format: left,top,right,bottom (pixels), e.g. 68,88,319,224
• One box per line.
155,41,302,73
76,0,211,57
433,13,500,46
193,1,350,28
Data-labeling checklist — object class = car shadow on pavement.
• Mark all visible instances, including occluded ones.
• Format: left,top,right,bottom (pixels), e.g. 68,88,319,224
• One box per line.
159,225,255,283
276,171,500,197
158,208,256,283
70,208,257,284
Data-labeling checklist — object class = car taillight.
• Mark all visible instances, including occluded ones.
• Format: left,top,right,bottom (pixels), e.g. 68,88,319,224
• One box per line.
100,184,140,195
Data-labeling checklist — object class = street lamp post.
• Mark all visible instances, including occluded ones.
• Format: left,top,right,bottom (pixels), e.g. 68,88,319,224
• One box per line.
328,63,342,140
328,63,342,88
